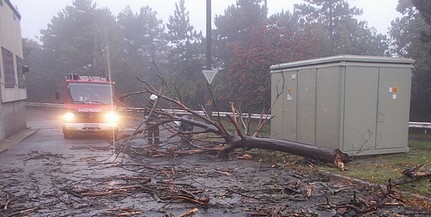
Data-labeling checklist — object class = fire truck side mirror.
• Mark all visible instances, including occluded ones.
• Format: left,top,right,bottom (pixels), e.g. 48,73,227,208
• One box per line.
55,92,60,100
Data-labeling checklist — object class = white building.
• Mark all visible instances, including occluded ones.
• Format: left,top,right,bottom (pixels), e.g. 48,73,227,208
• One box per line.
0,0,27,139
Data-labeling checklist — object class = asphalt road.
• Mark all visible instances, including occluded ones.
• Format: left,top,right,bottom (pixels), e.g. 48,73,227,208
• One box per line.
0,107,127,216
0,107,217,217
1,107,430,217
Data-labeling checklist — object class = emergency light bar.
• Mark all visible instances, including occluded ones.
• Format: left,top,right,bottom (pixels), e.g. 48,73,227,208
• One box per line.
66,73,110,82
80,76,108,82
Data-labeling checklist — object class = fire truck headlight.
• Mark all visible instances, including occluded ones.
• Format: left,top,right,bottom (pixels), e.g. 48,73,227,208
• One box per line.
105,111,119,123
64,112,75,122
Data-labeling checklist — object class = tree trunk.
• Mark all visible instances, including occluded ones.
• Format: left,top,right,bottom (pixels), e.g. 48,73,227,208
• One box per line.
403,164,431,178
223,135,349,164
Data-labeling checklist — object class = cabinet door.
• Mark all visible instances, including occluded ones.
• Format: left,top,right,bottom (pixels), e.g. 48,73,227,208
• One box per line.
376,67,411,150
283,71,298,141
297,69,316,145
271,71,298,140
343,67,378,153
271,72,285,139
316,67,342,149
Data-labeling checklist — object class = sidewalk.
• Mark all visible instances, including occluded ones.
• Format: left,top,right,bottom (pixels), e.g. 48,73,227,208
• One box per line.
0,128,39,153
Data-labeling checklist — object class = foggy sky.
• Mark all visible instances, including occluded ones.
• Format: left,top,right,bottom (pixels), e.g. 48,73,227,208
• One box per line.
11,0,400,41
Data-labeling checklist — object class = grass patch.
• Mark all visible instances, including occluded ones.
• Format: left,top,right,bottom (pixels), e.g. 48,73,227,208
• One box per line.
314,139,431,197
253,138,431,198
409,140,431,150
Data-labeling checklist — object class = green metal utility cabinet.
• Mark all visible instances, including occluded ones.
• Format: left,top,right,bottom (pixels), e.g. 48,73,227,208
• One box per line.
270,55,414,156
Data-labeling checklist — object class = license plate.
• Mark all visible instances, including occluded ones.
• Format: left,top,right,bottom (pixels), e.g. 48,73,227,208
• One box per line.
84,124,99,128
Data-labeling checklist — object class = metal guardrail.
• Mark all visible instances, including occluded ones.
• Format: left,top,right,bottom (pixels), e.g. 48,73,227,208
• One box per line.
25,102,430,129
409,122,431,129
25,102,271,119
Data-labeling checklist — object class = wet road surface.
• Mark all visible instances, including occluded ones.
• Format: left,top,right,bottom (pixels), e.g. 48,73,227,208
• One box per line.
0,107,430,216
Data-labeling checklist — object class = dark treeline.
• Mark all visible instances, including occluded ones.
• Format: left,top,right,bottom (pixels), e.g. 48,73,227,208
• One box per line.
22,0,431,120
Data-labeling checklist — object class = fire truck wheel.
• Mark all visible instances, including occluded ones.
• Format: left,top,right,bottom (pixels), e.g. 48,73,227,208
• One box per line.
63,130,73,139
108,129,118,140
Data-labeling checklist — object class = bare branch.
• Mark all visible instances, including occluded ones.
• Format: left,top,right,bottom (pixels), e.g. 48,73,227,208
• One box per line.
116,71,349,166
226,114,245,140
253,76,284,136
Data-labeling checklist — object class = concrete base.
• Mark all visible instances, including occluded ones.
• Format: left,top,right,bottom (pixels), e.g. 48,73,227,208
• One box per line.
344,147,410,156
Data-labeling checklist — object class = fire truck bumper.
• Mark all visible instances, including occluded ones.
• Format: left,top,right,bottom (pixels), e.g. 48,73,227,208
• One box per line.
63,122,118,138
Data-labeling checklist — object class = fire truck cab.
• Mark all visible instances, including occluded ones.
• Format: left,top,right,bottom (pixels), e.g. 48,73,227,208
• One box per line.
61,73,119,139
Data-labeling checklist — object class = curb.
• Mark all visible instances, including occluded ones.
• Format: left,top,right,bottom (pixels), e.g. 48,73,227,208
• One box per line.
0,128,39,153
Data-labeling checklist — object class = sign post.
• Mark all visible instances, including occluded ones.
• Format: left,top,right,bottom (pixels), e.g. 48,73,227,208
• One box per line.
202,69,218,117
204,0,213,117
202,70,218,85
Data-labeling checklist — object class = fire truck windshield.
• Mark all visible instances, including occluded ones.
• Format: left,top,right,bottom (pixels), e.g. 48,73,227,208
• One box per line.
66,83,113,105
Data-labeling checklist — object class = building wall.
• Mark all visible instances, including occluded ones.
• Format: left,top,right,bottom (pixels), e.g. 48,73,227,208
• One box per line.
0,0,27,140
1,100,26,138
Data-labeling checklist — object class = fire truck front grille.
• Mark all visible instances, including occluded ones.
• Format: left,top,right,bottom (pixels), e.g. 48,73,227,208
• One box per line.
76,112,104,123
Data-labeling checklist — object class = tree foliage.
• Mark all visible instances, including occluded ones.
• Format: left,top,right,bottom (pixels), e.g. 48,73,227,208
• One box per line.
213,0,269,111
30,0,120,102
165,0,206,109
411,0,431,24
22,38,57,102
295,0,362,37
213,0,267,68
40,0,112,76
25,0,167,103
225,13,320,112
116,5,166,94
22,0,427,121
295,0,388,56
391,0,431,121
214,0,385,112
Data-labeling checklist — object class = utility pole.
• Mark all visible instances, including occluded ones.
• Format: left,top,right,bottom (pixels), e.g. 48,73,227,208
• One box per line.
206,0,211,70
204,0,213,117
264,0,268,17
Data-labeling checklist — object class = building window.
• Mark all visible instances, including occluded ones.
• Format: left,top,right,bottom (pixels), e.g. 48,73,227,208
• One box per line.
2,47,16,88
16,56,25,88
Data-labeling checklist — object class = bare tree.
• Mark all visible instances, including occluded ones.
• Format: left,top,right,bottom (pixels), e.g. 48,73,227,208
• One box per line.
115,77,350,169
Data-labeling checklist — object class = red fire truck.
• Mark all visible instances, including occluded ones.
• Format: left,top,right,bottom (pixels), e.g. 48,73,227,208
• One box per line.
60,74,119,139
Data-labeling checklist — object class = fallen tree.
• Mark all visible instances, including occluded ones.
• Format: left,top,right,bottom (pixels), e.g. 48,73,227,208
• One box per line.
115,77,350,168
403,164,431,178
